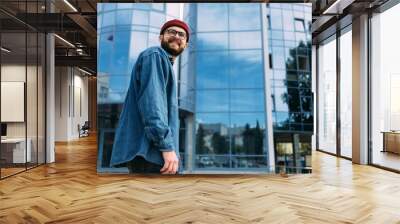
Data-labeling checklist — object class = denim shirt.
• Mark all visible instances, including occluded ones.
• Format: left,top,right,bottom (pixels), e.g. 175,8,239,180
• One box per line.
109,46,181,173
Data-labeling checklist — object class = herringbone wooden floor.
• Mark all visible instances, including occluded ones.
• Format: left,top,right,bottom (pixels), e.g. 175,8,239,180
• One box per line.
1,134,400,224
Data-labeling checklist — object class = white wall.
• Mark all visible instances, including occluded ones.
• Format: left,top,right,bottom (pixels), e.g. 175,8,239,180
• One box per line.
55,67,89,141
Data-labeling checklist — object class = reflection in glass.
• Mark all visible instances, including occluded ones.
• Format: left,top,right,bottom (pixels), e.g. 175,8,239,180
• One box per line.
230,50,263,88
102,12,115,27
294,19,305,32
197,4,228,32
196,33,228,50
195,113,229,156
273,87,289,112
196,52,229,89
116,10,132,25
196,90,229,112
229,32,262,50
132,10,149,26
268,3,313,173
229,4,261,31
231,156,268,168
270,8,282,30
230,113,265,155
230,90,265,112
272,47,285,69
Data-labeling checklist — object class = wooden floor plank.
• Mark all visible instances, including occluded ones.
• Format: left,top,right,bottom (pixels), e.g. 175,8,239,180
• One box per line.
0,134,399,223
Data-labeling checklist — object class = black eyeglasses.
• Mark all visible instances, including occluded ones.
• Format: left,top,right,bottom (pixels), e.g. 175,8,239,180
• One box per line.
164,29,187,40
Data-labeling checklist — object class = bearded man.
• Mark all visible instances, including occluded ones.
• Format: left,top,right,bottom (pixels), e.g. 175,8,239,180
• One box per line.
110,19,189,175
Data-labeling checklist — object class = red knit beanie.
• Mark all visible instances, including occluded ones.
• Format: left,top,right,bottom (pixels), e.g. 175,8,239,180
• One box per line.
160,19,190,42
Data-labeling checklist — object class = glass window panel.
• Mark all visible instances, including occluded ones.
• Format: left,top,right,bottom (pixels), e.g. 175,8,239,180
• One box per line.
281,3,292,10
270,8,283,30
293,10,304,19
230,50,264,88
196,155,230,168
133,3,151,10
102,11,115,27
273,87,289,112
270,3,281,9
318,37,337,154
229,32,261,49
166,3,180,16
196,90,229,112
132,10,149,26
295,19,305,32
340,30,352,158
196,52,229,89
287,88,300,112
148,32,159,47
272,47,285,69
117,3,133,9
231,156,268,168
103,3,116,11
298,55,309,71
230,113,265,155
282,10,294,31
196,33,228,50
271,30,283,40
371,5,400,171
296,32,306,44
197,4,228,32
130,31,148,64
195,113,229,156
101,75,130,93
110,31,131,75
284,31,295,41
229,4,261,31
149,11,165,28
116,10,132,25
152,3,165,11
230,90,265,112
271,39,284,47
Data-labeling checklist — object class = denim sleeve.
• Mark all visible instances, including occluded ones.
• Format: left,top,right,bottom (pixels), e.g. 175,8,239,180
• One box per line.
135,52,174,152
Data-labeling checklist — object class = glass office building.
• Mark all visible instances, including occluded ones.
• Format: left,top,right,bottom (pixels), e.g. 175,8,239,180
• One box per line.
267,3,313,172
97,3,312,174
180,3,271,172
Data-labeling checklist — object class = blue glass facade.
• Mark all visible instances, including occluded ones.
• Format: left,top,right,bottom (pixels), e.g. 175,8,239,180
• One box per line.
97,3,312,174
181,3,269,171
267,3,313,172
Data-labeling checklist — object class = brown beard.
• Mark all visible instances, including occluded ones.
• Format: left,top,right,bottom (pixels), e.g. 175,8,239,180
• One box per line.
161,38,184,56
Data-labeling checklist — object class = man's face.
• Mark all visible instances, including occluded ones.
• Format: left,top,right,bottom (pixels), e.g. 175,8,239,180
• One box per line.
159,26,187,56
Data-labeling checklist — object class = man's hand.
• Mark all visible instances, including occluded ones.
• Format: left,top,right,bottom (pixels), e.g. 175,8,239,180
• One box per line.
160,150,179,174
